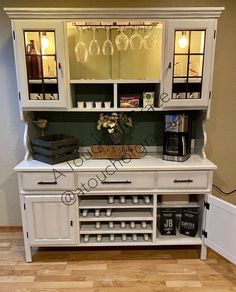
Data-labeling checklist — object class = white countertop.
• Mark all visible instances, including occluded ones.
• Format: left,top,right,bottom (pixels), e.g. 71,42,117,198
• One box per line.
14,154,217,172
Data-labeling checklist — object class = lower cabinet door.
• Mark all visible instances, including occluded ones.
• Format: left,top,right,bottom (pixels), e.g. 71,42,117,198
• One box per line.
204,194,236,264
25,195,77,245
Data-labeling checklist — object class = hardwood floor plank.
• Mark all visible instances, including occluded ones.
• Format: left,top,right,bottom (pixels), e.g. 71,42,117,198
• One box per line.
0,230,235,292
166,280,202,287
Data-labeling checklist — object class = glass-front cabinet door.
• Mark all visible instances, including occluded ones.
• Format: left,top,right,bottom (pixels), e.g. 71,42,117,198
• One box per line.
162,20,216,108
12,21,67,109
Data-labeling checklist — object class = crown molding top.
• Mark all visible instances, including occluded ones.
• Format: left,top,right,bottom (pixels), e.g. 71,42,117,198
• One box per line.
4,7,225,19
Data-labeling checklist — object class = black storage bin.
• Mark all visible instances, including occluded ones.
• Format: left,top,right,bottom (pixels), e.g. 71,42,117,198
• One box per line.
160,209,176,235
179,208,198,237
31,134,79,165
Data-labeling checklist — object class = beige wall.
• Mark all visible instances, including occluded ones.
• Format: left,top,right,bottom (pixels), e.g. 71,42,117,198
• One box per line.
0,0,235,225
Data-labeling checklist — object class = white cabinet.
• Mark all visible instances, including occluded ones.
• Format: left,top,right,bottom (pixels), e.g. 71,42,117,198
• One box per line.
204,194,236,264
12,20,67,109
24,195,77,245
8,11,222,112
162,20,216,109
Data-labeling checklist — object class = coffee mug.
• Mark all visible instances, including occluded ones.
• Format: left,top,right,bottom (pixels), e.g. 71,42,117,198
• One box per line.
95,101,102,109
30,93,43,100
86,101,94,109
104,101,111,109
45,93,54,100
77,101,84,109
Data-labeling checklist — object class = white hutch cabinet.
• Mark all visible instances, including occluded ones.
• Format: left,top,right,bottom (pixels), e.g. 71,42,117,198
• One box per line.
5,7,236,265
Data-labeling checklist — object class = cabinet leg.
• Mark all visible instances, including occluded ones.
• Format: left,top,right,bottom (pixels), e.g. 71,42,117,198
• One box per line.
200,243,207,260
25,244,32,263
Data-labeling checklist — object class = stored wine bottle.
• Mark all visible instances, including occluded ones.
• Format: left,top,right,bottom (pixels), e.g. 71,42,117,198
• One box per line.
26,40,42,79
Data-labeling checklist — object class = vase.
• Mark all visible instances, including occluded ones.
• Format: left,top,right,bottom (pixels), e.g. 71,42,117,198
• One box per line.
109,131,123,145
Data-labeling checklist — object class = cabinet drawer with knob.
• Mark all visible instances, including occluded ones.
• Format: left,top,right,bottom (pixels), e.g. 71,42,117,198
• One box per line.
157,171,212,191
21,171,75,191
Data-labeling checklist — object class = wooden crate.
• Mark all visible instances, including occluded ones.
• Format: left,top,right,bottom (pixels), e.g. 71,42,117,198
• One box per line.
91,145,144,159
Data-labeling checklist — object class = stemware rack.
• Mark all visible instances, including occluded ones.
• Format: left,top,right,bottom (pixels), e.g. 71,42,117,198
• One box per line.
78,193,203,246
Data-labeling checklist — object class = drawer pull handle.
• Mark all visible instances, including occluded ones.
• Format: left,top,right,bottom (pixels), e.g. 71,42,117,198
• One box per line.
38,181,58,185
101,180,132,184
174,179,193,183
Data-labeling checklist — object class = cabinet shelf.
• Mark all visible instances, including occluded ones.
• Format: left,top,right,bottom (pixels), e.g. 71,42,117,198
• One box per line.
29,79,57,84
157,202,200,208
79,198,153,209
70,79,161,84
156,230,202,245
80,223,153,234
79,210,153,222
80,234,153,246
70,107,161,112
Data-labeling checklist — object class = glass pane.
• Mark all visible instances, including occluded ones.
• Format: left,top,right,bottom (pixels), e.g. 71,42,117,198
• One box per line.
190,31,205,53
29,83,43,100
26,54,42,79
174,55,188,77
67,21,163,80
25,31,41,54
189,55,203,77
40,31,56,55
42,56,57,78
187,79,202,99
175,31,189,54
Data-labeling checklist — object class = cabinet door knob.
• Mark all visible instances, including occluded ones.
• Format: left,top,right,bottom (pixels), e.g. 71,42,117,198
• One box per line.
168,62,172,69
58,62,62,70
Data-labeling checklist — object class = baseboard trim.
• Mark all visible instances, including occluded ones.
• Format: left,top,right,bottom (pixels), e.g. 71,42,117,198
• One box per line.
0,226,23,232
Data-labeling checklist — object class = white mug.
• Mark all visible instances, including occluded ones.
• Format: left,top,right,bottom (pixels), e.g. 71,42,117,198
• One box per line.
45,93,54,100
86,101,94,109
95,101,102,109
104,101,111,109
77,101,84,109
30,93,43,100
52,93,59,100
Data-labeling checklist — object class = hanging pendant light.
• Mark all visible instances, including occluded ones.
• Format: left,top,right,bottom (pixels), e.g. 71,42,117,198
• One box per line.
178,31,188,49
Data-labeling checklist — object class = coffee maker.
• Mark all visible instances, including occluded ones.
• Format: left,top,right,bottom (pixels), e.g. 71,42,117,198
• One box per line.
163,114,191,162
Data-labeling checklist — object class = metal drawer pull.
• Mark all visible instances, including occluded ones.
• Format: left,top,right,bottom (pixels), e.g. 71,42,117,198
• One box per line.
101,180,132,184
38,181,58,185
173,179,193,183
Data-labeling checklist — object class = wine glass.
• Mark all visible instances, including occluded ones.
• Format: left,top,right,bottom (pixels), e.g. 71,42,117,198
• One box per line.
102,27,114,55
143,27,156,50
89,27,100,55
115,27,129,51
130,27,143,50
74,27,88,63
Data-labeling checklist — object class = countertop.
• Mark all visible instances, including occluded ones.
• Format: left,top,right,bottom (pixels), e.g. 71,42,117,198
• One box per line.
14,153,217,172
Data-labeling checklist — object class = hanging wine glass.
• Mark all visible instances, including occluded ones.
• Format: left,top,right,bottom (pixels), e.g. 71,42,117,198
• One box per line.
115,27,129,51
143,26,156,50
102,27,114,55
75,27,88,63
89,27,100,55
130,26,143,50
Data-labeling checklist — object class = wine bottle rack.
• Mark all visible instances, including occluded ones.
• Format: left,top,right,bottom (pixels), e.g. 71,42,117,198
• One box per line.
79,194,155,245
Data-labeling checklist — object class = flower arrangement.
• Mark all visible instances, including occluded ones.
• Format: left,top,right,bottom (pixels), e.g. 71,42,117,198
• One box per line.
97,112,132,144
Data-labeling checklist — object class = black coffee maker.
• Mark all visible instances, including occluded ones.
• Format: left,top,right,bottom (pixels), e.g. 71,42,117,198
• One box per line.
163,114,191,162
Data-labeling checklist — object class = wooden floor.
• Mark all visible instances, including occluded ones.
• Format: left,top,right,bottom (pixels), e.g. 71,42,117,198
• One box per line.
0,230,235,292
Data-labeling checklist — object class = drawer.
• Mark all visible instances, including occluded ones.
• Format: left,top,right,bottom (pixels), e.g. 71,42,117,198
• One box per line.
157,171,211,190
77,171,155,192
21,172,75,191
